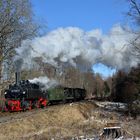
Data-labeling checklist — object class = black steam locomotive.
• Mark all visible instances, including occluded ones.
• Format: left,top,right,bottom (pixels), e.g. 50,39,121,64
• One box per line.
0,72,86,112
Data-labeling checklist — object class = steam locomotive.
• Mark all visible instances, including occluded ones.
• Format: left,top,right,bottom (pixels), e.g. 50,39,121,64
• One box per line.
0,73,86,112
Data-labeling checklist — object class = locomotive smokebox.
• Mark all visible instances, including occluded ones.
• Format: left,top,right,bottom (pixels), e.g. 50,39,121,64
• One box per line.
15,72,20,85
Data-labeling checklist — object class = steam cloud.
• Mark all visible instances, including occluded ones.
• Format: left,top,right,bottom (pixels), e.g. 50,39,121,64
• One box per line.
29,76,59,90
14,25,139,72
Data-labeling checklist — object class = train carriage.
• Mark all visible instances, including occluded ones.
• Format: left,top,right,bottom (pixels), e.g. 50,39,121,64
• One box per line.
47,87,66,104
47,87,86,104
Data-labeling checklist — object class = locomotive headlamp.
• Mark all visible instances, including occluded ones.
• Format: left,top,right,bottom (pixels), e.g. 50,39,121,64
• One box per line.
4,92,7,95
23,91,26,94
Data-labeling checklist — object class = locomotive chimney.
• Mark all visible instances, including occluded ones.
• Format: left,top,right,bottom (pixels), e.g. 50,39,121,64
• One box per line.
15,72,20,85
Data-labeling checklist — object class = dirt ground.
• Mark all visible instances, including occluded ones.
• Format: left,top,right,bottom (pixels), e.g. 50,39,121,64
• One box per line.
0,101,139,140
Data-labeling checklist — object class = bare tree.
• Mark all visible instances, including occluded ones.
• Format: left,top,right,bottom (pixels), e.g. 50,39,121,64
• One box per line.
127,0,140,26
0,0,38,80
127,0,140,58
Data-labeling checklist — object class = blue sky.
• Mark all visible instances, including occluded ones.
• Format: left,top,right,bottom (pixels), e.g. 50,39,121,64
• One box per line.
31,0,129,77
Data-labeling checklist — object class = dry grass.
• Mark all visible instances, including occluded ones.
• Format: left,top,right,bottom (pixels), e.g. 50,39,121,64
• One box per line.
0,101,139,140
0,102,96,139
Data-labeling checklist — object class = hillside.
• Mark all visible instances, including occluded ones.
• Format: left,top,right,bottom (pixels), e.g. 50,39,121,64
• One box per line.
0,101,139,140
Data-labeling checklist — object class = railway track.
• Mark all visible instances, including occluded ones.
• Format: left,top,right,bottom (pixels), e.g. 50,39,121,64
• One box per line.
0,100,92,124
0,107,49,124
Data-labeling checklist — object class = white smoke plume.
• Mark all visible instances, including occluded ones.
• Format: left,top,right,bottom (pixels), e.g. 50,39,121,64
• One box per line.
14,25,139,72
29,76,59,90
